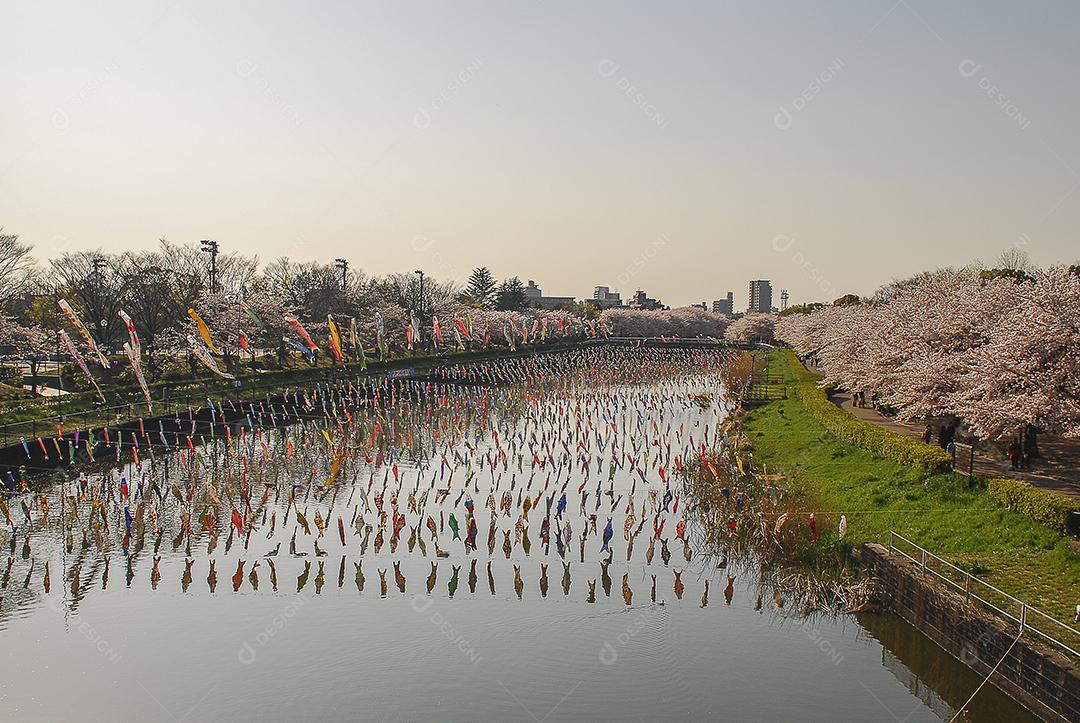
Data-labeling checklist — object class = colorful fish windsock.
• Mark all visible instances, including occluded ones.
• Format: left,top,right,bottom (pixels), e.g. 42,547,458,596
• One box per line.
432,316,442,348
238,332,250,353
349,317,358,351
240,302,267,331
454,314,470,341
187,335,234,379
124,342,153,410
409,312,421,347
58,299,109,368
373,311,386,360
285,315,317,351
284,336,314,362
187,308,219,354
118,309,140,351
327,315,345,365
58,330,105,402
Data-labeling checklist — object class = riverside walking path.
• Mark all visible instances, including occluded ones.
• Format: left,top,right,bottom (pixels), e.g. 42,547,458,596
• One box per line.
827,388,1080,500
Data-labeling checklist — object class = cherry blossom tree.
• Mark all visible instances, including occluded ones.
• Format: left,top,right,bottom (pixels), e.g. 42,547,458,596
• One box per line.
949,267,1080,439
0,315,52,394
191,291,293,370
724,313,776,343
774,266,1080,440
600,307,731,338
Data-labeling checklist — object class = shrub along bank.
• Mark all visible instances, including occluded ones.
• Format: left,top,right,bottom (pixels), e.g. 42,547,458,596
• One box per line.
741,349,1080,626
779,349,952,471
987,477,1078,535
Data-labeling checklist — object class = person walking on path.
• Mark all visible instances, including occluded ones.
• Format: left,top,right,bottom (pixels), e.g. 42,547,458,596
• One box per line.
1008,439,1021,471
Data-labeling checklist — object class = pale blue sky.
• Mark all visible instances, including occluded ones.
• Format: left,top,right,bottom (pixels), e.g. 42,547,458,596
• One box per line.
2,1,1077,308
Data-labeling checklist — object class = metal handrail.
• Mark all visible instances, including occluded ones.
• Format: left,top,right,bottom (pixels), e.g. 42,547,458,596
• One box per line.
887,530,1080,661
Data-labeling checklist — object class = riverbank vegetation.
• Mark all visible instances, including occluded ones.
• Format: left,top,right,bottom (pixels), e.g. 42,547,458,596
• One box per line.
684,450,877,614
783,349,952,470
742,349,1080,625
680,383,878,614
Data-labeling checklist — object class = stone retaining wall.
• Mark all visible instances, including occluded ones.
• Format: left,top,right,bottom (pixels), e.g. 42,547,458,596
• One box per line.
861,543,1080,722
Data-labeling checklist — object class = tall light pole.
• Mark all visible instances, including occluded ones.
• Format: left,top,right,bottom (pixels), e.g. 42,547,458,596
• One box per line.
91,256,106,286
414,269,424,319
335,258,349,291
54,281,62,409
90,256,107,357
236,282,248,369
201,239,219,294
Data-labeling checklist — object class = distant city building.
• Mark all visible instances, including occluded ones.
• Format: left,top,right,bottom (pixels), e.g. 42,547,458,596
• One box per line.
629,289,664,310
780,289,789,311
592,286,624,309
748,280,772,314
712,291,734,315
525,279,576,309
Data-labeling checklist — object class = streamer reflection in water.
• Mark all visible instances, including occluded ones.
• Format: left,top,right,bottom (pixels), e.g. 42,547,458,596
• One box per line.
0,348,1037,723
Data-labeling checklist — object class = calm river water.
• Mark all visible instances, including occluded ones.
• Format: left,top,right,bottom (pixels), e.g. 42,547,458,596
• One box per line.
0,349,1037,722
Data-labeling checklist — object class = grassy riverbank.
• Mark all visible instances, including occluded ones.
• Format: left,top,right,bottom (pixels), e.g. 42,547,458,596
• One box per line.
742,349,1080,625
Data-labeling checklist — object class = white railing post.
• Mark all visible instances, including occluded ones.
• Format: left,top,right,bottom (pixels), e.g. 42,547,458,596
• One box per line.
897,533,1079,661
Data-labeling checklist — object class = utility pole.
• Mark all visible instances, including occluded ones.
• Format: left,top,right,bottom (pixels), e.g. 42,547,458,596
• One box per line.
201,239,219,294
335,258,349,291
414,269,425,319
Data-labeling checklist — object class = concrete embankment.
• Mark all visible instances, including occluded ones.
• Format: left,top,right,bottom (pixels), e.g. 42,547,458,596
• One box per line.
861,543,1080,722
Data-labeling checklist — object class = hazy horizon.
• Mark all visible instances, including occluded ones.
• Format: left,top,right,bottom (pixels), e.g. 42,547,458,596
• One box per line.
2,1,1078,309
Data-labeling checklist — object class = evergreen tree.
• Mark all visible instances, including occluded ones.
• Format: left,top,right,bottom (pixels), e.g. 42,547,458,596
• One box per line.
465,267,497,308
495,276,528,311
